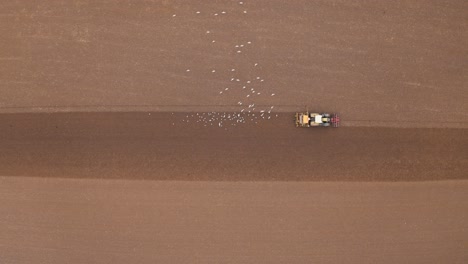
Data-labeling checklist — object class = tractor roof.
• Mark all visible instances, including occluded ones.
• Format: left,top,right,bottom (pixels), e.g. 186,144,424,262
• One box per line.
315,115,323,123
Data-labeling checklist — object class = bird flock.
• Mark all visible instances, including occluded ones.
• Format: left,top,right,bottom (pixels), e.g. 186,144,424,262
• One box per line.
172,1,278,129
176,111,279,128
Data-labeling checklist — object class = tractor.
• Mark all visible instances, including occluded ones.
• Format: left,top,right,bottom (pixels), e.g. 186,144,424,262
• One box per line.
295,112,340,127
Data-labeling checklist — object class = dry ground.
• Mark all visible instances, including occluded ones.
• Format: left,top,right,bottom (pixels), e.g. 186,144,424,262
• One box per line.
0,112,466,181
1,0,467,127
0,0,467,263
1,177,467,264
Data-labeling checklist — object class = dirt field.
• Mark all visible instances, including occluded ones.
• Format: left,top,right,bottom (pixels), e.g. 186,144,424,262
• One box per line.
1,177,467,264
1,0,467,263
0,112,467,181
1,0,467,128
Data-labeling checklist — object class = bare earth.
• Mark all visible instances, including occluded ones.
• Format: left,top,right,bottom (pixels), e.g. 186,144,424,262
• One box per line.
1,0,467,263
0,0,467,128
0,112,467,181
1,177,467,264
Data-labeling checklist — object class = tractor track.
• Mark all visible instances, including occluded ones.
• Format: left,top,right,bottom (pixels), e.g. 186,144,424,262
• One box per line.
1,106,467,128
1,112,466,181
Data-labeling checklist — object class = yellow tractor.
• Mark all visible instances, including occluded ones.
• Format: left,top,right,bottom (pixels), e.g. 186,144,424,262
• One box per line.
295,112,340,127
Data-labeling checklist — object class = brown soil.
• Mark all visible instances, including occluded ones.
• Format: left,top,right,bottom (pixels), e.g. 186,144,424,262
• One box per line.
1,1,467,263
1,177,467,264
0,112,466,181
1,0,467,127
